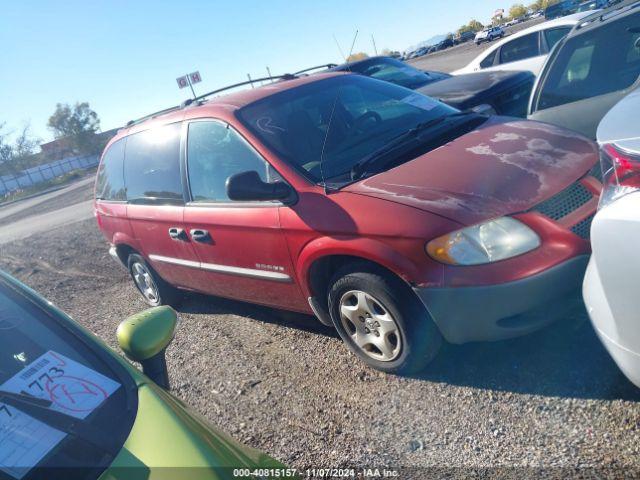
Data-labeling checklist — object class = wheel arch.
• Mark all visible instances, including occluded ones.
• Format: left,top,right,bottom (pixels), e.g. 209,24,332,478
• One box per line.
297,237,421,313
110,232,143,267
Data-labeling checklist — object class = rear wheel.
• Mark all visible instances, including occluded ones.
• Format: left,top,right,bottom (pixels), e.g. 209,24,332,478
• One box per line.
328,265,442,374
127,254,181,307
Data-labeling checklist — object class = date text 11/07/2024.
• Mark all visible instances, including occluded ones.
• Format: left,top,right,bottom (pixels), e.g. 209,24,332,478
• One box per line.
232,468,400,478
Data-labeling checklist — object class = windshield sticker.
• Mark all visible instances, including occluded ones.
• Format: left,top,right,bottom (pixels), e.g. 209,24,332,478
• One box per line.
0,351,121,420
401,93,438,111
0,403,66,479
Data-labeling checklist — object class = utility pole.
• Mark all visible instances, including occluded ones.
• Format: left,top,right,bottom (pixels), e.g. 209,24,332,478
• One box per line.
371,34,378,56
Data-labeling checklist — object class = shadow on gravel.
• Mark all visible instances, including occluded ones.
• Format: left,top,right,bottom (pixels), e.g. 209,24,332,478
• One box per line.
412,308,640,402
178,292,338,338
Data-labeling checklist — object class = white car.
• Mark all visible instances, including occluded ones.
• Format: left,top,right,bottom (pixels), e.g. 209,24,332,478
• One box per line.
474,26,505,45
583,89,640,387
453,11,595,75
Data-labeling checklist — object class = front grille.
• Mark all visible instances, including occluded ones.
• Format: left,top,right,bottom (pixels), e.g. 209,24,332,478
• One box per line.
533,182,593,221
570,213,596,239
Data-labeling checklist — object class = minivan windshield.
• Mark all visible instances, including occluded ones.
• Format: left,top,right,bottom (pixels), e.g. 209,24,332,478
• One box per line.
238,75,470,185
0,278,135,480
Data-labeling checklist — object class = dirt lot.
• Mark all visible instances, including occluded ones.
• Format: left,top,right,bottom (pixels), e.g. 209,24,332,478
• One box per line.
1,177,640,478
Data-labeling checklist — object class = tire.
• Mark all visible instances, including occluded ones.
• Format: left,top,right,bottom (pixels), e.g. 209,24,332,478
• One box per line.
328,264,442,374
127,253,182,307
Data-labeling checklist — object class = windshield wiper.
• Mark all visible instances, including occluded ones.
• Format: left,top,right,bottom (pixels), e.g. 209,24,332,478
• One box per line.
350,111,476,180
0,389,53,408
0,390,115,453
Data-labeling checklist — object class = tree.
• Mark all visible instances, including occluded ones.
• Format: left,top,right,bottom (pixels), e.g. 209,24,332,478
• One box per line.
509,3,528,18
0,124,13,171
458,19,484,35
0,123,40,175
346,52,369,62
528,0,559,10
47,102,101,155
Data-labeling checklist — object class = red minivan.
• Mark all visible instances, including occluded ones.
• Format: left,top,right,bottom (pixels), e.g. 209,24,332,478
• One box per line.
95,72,600,373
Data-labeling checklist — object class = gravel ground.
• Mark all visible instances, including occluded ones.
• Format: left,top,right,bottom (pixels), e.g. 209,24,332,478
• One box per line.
1,188,640,479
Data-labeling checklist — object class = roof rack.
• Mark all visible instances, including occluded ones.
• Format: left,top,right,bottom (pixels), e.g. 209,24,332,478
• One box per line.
125,104,182,127
124,74,298,128
293,64,338,76
193,74,297,102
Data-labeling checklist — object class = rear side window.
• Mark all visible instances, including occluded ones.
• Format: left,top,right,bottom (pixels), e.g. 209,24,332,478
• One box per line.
124,123,183,204
95,139,126,201
544,27,571,51
480,48,498,68
499,32,540,64
536,12,640,111
186,121,274,203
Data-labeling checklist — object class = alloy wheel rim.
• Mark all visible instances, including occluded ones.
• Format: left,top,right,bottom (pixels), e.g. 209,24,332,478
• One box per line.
132,262,159,303
338,290,401,362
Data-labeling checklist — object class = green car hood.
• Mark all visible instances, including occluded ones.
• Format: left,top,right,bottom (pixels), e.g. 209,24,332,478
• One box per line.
100,380,284,479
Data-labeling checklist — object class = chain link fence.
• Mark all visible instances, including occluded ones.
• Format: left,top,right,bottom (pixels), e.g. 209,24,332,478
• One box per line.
0,154,99,196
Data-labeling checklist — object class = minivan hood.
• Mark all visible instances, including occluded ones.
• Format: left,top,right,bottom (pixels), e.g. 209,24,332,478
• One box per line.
344,117,598,225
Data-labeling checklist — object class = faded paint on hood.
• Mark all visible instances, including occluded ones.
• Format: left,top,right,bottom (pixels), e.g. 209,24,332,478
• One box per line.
344,117,598,225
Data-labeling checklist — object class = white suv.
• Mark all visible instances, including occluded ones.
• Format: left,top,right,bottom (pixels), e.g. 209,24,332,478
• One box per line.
474,26,504,45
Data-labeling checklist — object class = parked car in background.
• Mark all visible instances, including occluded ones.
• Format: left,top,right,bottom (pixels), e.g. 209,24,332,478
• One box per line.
413,46,430,57
528,2,640,138
326,56,534,116
417,69,535,116
583,89,640,387
95,72,600,374
454,30,476,44
545,0,580,19
454,11,595,75
474,26,505,45
326,56,451,89
577,0,607,12
0,270,285,479
435,37,454,50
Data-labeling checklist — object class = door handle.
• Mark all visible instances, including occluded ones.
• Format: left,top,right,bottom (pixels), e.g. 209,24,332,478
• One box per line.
168,227,187,240
190,229,211,243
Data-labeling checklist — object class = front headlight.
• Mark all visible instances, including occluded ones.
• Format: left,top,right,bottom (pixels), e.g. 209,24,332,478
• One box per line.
426,217,540,266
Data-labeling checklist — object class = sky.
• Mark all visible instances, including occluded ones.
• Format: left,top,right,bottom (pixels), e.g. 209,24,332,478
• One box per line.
1,0,510,143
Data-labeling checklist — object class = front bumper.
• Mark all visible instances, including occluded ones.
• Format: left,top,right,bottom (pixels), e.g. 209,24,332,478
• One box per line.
413,255,589,344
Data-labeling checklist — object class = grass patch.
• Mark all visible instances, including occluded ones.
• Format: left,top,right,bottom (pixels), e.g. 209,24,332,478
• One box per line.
1,167,95,205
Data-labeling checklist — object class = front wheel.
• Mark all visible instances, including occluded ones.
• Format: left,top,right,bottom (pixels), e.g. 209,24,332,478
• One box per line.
328,265,442,374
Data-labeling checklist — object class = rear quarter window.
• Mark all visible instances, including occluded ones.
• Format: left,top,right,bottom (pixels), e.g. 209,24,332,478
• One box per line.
480,48,498,68
123,123,183,204
499,32,541,64
95,139,126,201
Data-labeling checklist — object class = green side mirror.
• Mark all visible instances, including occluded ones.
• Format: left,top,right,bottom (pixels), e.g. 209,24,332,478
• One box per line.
117,306,178,389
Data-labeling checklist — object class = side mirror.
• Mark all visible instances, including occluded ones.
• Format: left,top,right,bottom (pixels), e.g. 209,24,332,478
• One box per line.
117,306,178,390
226,170,293,202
